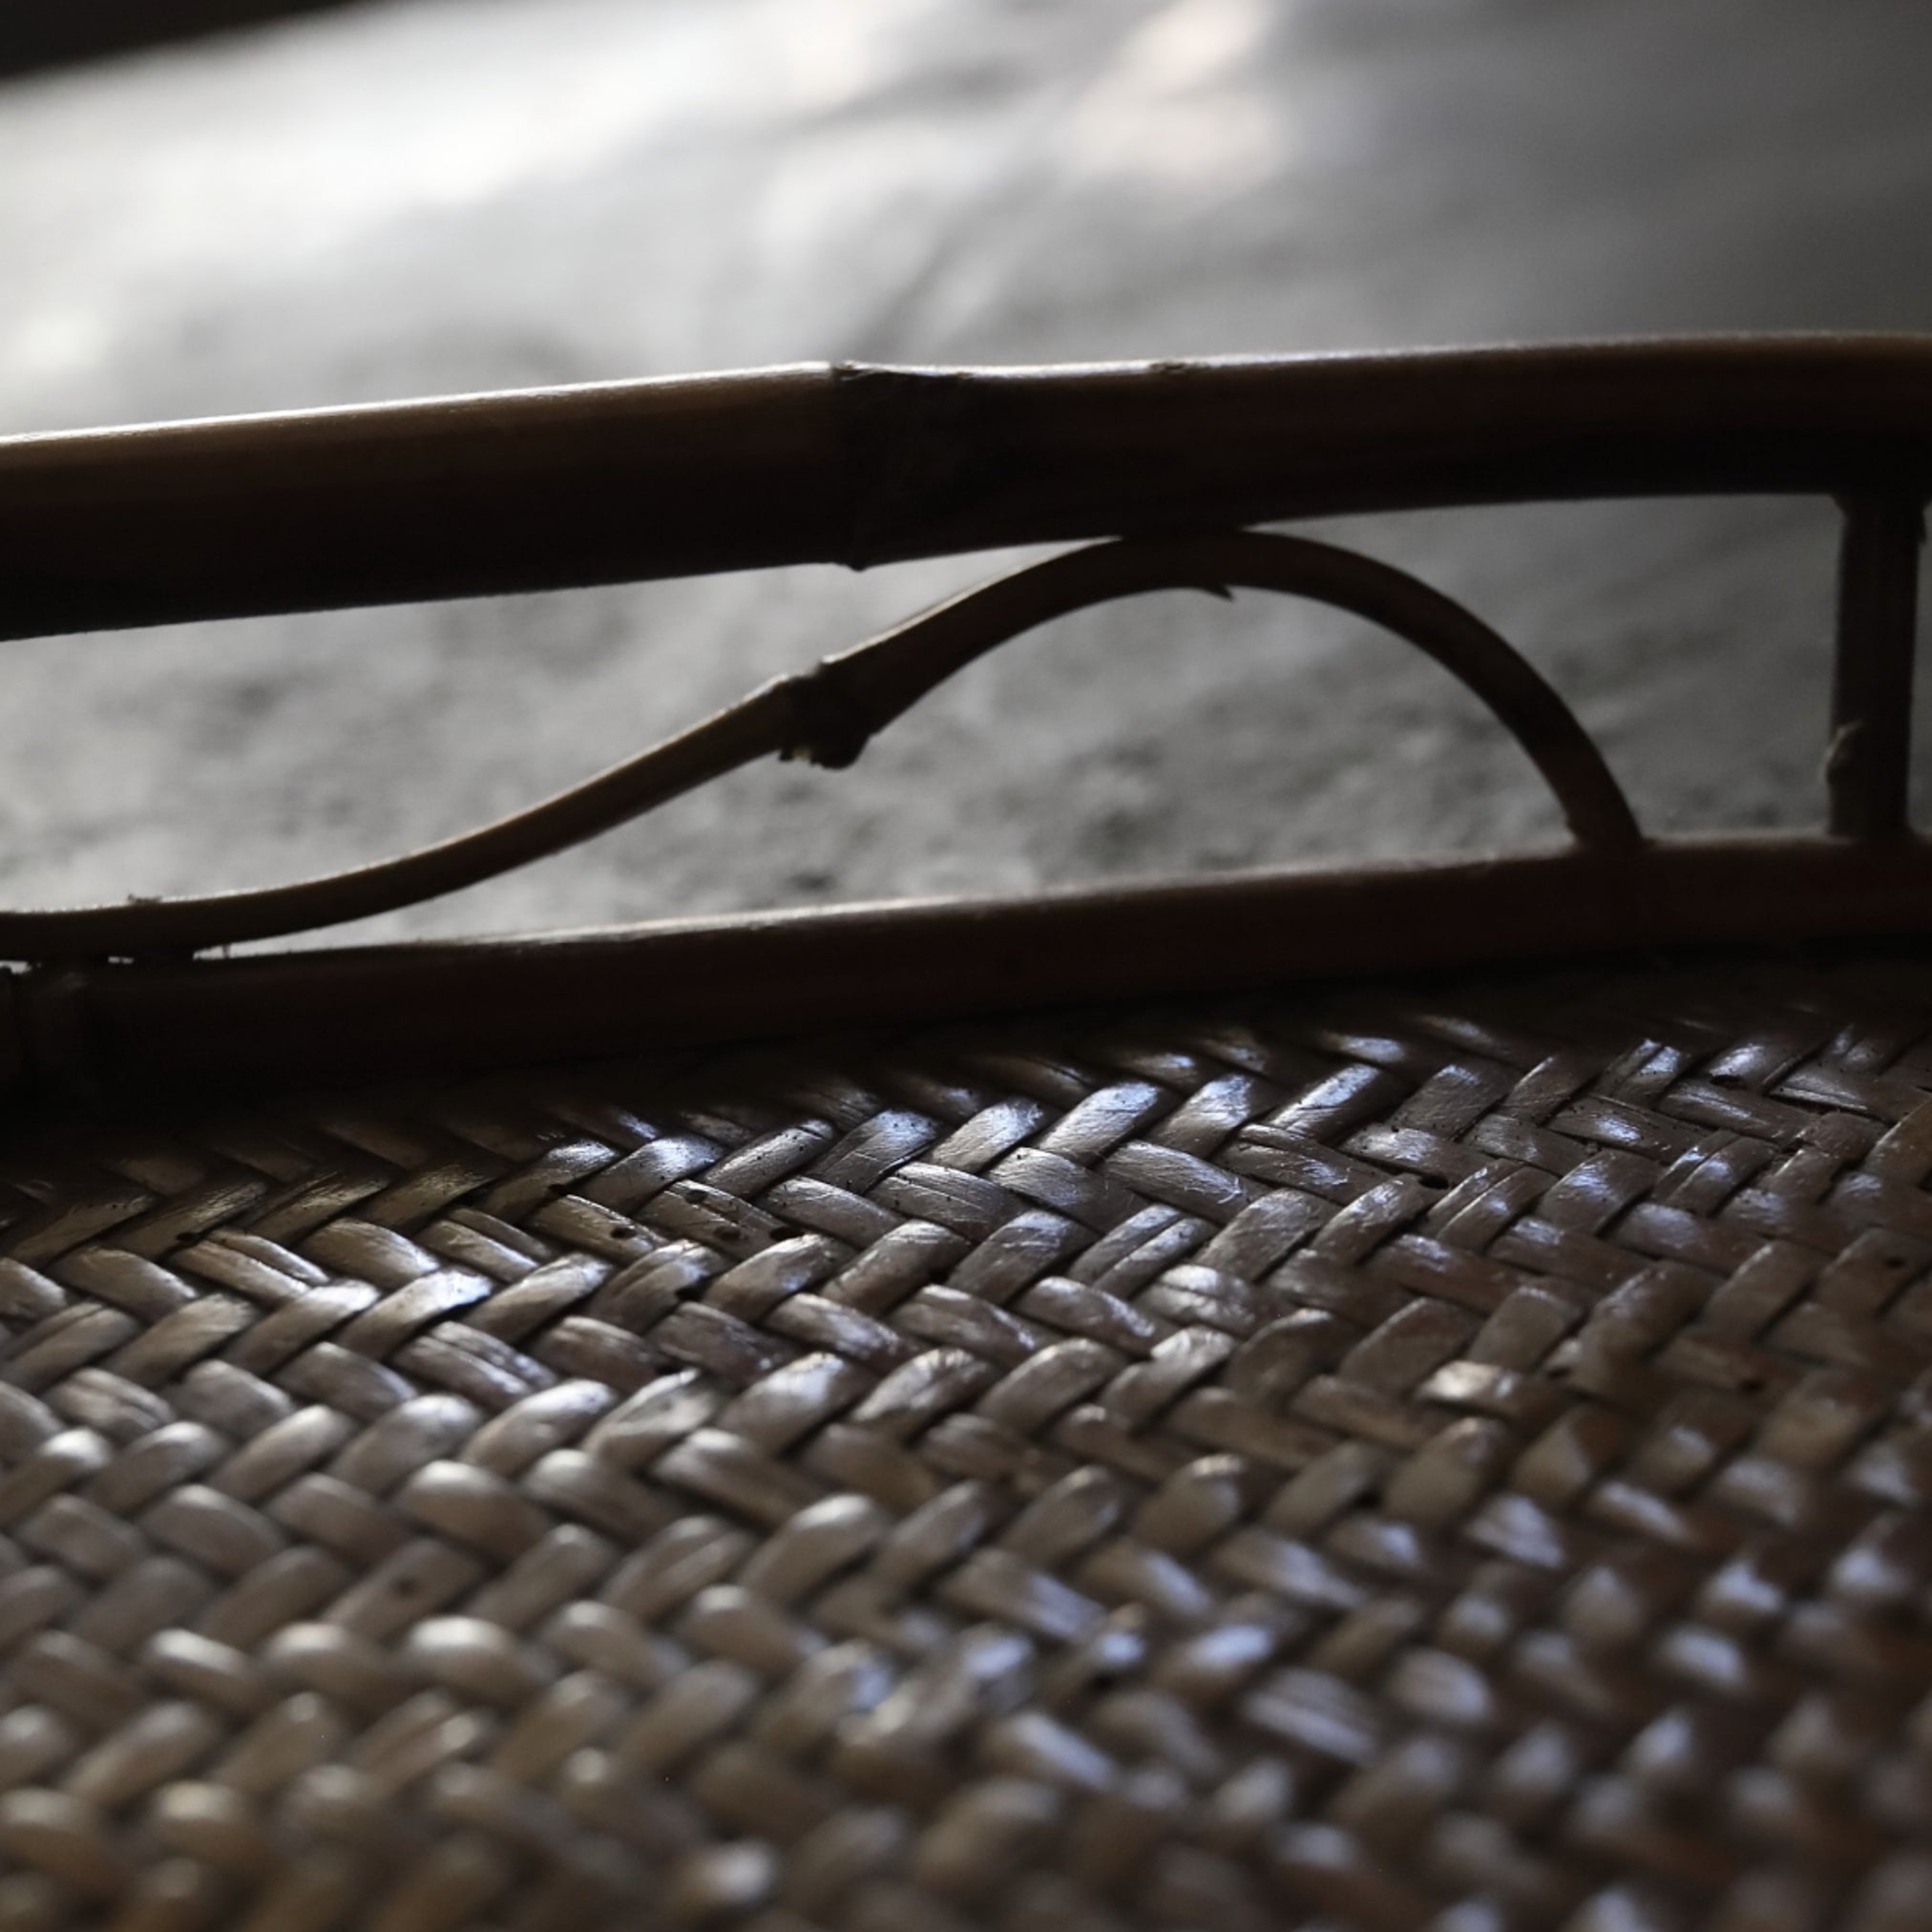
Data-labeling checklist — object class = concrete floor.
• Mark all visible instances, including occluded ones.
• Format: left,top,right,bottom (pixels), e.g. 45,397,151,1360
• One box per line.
2,0,1930,947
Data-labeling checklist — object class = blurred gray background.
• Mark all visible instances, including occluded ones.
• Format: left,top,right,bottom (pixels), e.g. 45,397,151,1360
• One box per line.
2,0,1930,948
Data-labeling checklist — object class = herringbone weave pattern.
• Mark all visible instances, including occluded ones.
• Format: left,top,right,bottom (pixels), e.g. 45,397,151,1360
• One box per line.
4,959,1932,1931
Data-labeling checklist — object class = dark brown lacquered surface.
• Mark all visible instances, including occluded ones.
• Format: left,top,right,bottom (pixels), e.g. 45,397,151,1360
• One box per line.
4,956,1932,1928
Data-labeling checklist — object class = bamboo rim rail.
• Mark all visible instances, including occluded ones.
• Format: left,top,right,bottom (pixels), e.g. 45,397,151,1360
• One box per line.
6,335,1932,642
12,835,1932,1100
0,335,1927,1094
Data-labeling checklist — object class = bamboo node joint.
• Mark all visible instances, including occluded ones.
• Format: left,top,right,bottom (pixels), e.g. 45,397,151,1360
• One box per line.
774,660,880,770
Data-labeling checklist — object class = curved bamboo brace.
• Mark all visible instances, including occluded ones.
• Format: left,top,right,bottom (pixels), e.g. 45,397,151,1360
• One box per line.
0,532,1634,962
786,533,1639,847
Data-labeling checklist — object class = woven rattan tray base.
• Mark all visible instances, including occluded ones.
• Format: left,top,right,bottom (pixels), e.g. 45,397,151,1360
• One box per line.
5,952,1932,1931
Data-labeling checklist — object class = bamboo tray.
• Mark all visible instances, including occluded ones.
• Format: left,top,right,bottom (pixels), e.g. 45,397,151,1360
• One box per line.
1,340,1930,1931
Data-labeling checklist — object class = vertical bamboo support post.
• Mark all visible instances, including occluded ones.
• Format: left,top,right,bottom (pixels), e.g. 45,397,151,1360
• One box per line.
1829,491,1925,840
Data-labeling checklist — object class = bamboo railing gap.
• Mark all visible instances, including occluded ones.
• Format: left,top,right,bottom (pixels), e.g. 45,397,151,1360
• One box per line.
0,530,1638,960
